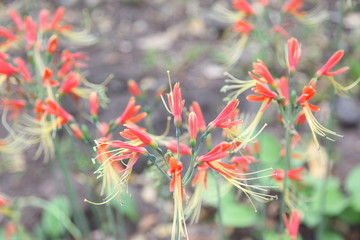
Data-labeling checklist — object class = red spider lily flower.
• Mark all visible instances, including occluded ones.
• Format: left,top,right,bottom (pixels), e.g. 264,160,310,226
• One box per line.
250,60,276,87
232,0,254,15
231,155,258,172
188,112,198,146
197,142,232,162
283,0,305,16
272,167,305,182
122,124,158,149
0,27,16,42
34,99,46,120
39,9,50,30
89,92,99,117
232,20,253,35
59,72,80,94
115,97,147,125
277,77,289,105
24,16,37,47
47,35,58,53
166,140,192,155
207,99,240,131
42,68,59,87
8,9,24,31
190,101,206,132
287,38,301,72
1,99,26,119
273,25,291,39
44,98,73,125
283,210,302,240
5,222,16,240
127,79,141,97
316,50,349,77
166,82,185,127
13,57,32,82
0,58,17,76
70,124,84,140
247,83,278,112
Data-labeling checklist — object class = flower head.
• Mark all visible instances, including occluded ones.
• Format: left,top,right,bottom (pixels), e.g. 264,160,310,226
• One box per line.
232,0,254,15
283,210,302,240
316,50,349,77
165,82,185,127
207,99,241,131
190,102,206,132
127,79,141,97
122,124,157,149
115,97,147,125
287,38,301,72
232,20,253,35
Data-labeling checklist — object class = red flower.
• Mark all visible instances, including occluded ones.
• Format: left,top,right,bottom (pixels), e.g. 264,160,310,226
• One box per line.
8,9,24,31
0,58,17,76
190,101,206,132
167,157,183,192
232,20,253,35
13,57,32,82
297,85,319,112
42,68,59,87
247,83,278,112
127,79,141,97
59,72,80,94
249,60,276,87
188,112,198,145
208,99,241,130
283,210,302,240
166,82,185,127
287,38,301,72
272,167,305,182
231,155,258,172
24,16,37,47
197,142,232,162
44,99,73,125
316,50,349,77
115,97,147,125
283,0,305,16
89,92,99,117
232,0,254,15
122,124,157,149
47,35,58,53
0,27,16,42
1,99,26,119
166,140,192,155
70,124,83,140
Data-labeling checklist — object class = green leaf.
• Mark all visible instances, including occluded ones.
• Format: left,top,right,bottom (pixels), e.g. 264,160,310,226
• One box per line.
41,196,70,238
323,231,343,240
324,187,348,216
259,133,281,166
220,202,258,227
262,230,280,240
202,173,234,207
345,165,360,197
112,193,139,223
338,206,360,225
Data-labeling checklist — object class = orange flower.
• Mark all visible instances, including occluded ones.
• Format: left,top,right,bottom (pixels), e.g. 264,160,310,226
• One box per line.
24,16,37,47
70,124,83,140
232,0,254,15
188,112,198,146
232,20,253,35
1,99,26,119
287,38,301,72
47,35,58,53
42,68,59,87
44,98,73,125
207,99,241,131
249,60,276,87
283,0,305,16
122,124,157,149
59,72,80,94
115,97,147,125
0,58,17,76
197,142,232,162
272,167,305,182
8,9,24,31
127,79,141,97
190,101,206,132
316,50,349,77
89,92,99,117
283,210,302,240
13,57,32,82
231,155,258,172
247,83,277,112
165,82,185,127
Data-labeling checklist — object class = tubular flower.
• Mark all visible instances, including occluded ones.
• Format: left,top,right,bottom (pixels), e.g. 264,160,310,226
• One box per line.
89,92,99,117
277,77,290,106
197,142,232,162
232,20,253,35
34,99,46,120
115,97,147,125
121,124,158,149
13,57,32,82
59,72,80,94
165,82,185,127
8,9,24,31
47,35,58,53
167,157,188,240
42,68,59,87
39,9,50,30
185,164,208,224
24,16,38,47
297,85,341,148
283,210,302,240
232,0,254,15
0,27,17,49
190,102,206,132
44,99,73,126
207,99,242,131
0,99,26,119
166,141,192,155
283,0,305,16
70,124,83,140
246,83,278,112
287,38,301,72
221,72,257,101
272,167,305,182
316,50,349,77
188,112,198,146
231,155,258,172
127,79,141,97
0,58,17,76
250,60,277,88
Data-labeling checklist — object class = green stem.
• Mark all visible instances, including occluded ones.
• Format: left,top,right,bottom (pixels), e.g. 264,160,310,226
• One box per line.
105,204,118,238
148,154,171,181
55,139,90,235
